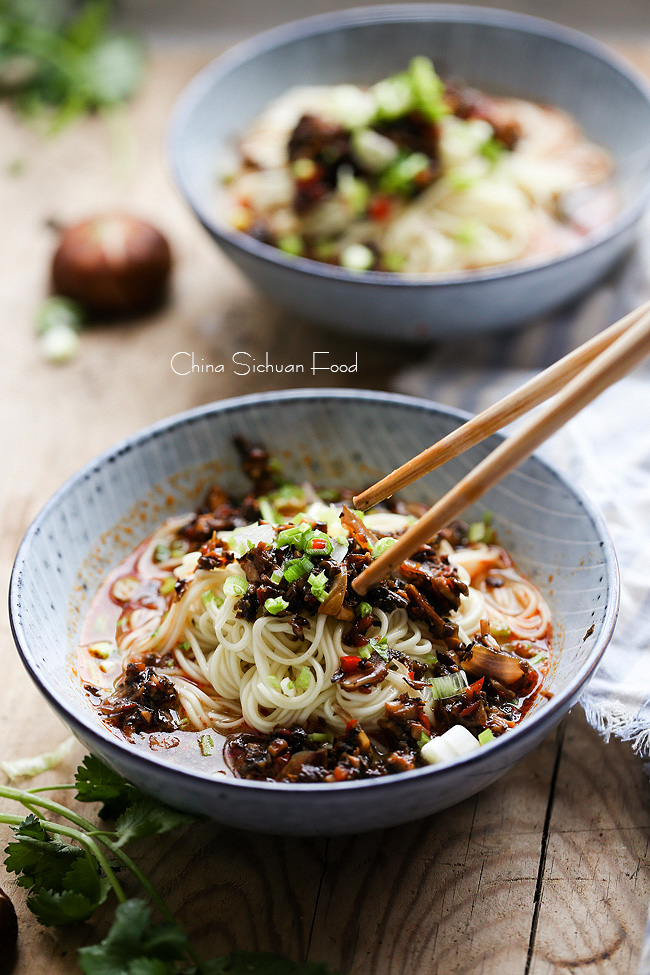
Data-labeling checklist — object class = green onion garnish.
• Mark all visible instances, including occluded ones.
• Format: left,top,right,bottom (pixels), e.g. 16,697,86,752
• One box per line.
529,651,548,667
178,642,190,651
480,136,504,165
467,511,494,544
307,571,329,602
307,732,331,743
153,543,170,563
424,652,438,666
199,734,214,757
201,590,215,605
276,523,311,548
278,234,305,257
223,575,247,598
270,568,284,585
368,636,389,660
372,537,397,559
303,530,333,557
428,671,468,701
489,621,511,639
160,576,176,596
478,729,495,745
258,498,280,524
296,667,311,690
266,675,281,691
265,596,289,616
282,556,314,583
358,601,373,618
418,731,431,748
358,646,371,660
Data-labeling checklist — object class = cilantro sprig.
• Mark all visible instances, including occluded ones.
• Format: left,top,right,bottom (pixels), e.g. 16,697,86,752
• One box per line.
0,0,145,131
0,753,340,974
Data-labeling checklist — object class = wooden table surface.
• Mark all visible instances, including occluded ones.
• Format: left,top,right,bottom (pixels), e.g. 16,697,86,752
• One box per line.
2,43,650,975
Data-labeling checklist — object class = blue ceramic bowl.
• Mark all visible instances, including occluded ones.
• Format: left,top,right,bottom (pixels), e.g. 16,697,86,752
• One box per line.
169,4,650,341
9,391,618,834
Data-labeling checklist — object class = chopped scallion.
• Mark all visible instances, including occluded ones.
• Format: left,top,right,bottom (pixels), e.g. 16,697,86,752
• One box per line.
160,576,176,596
372,536,397,559
265,596,289,616
283,556,314,583
266,675,281,691
296,667,311,690
478,729,495,745
223,575,247,598
489,620,511,639
199,734,214,757
358,601,373,617
428,671,468,701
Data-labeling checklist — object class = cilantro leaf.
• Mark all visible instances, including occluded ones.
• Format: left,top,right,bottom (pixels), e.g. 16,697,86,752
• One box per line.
114,798,195,848
4,815,83,892
75,754,138,818
5,815,110,925
27,887,102,927
78,898,190,975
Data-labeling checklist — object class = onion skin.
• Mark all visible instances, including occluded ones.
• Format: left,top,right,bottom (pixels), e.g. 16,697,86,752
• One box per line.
0,888,18,975
52,214,172,316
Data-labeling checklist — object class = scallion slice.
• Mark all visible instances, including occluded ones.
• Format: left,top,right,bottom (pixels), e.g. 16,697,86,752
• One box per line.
428,671,468,701
199,734,214,757
160,576,176,596
478,729,495,745
358,601,373,618
296,667,311,690
307,571,329,602
266,675,281,691
282,556,314,583
223,575,247,598
265,596,289,616
372,537,397,559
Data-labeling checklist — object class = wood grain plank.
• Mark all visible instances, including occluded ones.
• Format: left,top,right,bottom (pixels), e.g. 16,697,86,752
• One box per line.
307,728,563,975
529,711,650,975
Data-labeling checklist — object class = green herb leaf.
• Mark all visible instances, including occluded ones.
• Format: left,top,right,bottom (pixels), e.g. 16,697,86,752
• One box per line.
74,754,138,819
5,816,110,925
113,799,195,849
78,898,190,975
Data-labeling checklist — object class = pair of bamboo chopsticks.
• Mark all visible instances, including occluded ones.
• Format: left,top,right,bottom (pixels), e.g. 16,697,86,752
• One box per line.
351,299,650,596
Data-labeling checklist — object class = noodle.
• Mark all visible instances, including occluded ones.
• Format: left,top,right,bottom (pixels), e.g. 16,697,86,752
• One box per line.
224,59,614,275
78,441,553,782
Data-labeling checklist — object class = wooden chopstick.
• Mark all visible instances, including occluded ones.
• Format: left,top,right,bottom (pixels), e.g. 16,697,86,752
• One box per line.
352,306,650,595
352,298,650,512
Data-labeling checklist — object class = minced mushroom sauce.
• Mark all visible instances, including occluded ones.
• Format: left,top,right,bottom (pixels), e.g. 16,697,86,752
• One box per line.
79,438,551,784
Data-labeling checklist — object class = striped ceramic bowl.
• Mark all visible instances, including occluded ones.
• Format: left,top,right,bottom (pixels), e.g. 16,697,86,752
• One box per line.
9,390,618,834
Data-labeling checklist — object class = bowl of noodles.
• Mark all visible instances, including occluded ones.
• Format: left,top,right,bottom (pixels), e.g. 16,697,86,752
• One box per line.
9,390,618,834
169,5,650,340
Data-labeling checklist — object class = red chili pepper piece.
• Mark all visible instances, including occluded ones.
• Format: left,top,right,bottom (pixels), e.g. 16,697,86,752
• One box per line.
345,718,358,734
340,655,360,673
333,765,350,781
466,677,485,701
310,538,327,550
419,712,431,733
460,701,480,718
368,195,393,221
408,671,415,680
